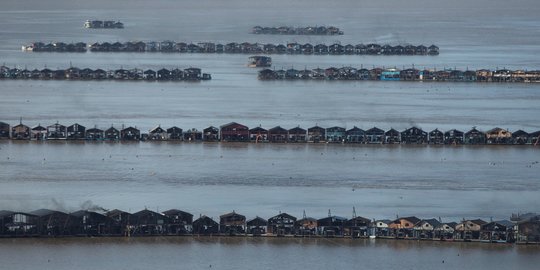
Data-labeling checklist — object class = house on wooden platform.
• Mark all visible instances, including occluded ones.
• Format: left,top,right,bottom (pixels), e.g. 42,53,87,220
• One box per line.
246,216,267,235
104,126,120,140
220,122,249,142
166,126,183,140
193,215,219,235
455,219,487,240
400,127,427,144
0,122,10,139
148,126,167,140
219,211,246,235
86,127,104,140
47,123,66,139
371,219,392,237
120,126,140,141
511,130,530,145
203,126,219,141
480,220,514,243
514,214,540,243
267,212,297,235
67,123,86,140
162,209,193,234
345,216,371,238
0,211,37,236
296,216,318,236
486,127,512,144
183,128,202,141
70,210,118,236
308,126,326,143
317,215,347,237
131,209,170,235
249,126,268,142
268,126,288,143
428,129,444,144
31,209,79,236
106,209,132,236
11,121,30,140
444,129,464,144
346,126,365,143
326,126,346,143
389,216,421,238
434,222,457,240
288,126,307,142
531,131,540,145
413,218,441,239
31,124,47,140
384,128,400,144
464,128,486,144
365,127,385,144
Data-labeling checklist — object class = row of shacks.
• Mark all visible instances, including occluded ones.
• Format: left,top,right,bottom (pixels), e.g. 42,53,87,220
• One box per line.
22,41,439,55
2,121,539,145
1,208,539,244
258,67,540,82
251,26,343,35
0,66,210,81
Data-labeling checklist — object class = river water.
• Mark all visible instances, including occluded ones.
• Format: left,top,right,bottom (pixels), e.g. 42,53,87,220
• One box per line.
1,0,540,269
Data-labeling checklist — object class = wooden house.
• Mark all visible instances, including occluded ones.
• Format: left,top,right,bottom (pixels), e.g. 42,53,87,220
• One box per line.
444,129,464,144
47,123,67,139
476,69,493,82
366,127,385,143
67,123,86,140
31,209,79,236
345,216,371,238
346,126,365,143
288,126,307,142
267,212,297,235
131,209,169,235
86,127,104,140
0,211,37,236
193,215,219,235
104,126,120,140
183,128,202,141
219,211,246,235
162,209,193,234
268,126,288,142
434,222,457,240
480,220,514,242
317,216,347,236
120,126,140,141
143,69,157,80
515,215,540,243
203,126,219,141
485,127,512,144
511,130,530,145
166,126,183,140
313,44,328,54
31,125,47,140
220,122,249,142
70,210,118,236
106,209,132,236
428,129,444,144
384,128,400,144
400,127,427,144
413,218,441,239
0,122,9,139
464,128,486,144
157,68,171,80
148,126,167,140
455,219,487,240
249,126,268,142
531,131,540,145
296,217,318,236
308,126,326,143
389,216,421,238
325,126,346,143
371,219,392,237
246,216,267,235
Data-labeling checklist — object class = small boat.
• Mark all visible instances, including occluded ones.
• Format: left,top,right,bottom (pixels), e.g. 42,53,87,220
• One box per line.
248,56,271,68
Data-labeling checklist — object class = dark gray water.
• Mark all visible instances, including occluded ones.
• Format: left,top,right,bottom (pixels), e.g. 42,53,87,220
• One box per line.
1,0,540,268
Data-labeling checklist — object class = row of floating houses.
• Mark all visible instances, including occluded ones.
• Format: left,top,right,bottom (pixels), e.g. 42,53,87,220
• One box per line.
251,26,343,35
0,66,210,81
258,67,540,82
84,20,124,29
2,121,539,145
22,41,439,55
1,208,539,244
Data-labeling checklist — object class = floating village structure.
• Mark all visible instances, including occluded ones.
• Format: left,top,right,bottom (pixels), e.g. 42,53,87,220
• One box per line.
21,41,439,55
1,120,539,145
248,56,272,67
251,26,343,35
84,20,124,29
1,208,539,244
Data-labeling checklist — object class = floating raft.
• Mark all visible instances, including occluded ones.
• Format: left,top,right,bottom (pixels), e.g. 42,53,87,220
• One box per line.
251,25,343,35
258,67,540,83
0,65,211,81
21,41,439,55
